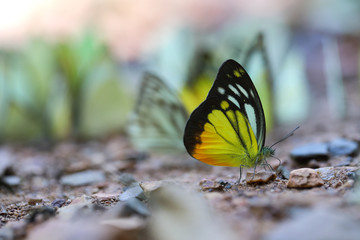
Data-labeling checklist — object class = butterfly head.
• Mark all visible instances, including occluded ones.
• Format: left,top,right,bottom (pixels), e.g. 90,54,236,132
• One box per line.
254,146,275,165
262,146,275,157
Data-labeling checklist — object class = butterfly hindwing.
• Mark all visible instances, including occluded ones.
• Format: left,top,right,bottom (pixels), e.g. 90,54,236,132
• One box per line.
183,59,266,167
128,73,188,153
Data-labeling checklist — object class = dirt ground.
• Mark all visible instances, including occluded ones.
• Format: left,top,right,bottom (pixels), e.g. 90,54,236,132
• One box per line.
1,116,360,240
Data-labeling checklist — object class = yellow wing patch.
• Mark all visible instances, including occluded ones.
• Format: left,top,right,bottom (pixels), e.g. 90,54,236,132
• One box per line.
233,68,245,78
220,100,229,109
192,101,259,167
180,76,213,113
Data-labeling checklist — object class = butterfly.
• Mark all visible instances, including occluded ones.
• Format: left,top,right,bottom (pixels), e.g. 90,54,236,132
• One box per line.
183,59,295,182
127,73,188,153
180,48,217,113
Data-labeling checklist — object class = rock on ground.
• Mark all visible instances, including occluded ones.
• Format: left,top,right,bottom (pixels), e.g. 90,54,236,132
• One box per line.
287,168,324,188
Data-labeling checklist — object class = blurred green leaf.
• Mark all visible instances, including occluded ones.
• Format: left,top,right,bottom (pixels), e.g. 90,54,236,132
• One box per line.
323,37,346,119
0,31,131,142
81,61,133,137
275,49,309,124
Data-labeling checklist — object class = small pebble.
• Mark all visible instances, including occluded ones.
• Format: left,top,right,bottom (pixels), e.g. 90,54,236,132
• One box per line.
316,167,336,181
51,199,67,208
126,152,148,161
199,179,232,191
60,170,106,187
328,138,358,156
140,181,162,195
246,170,276,184
28,198,43,205
2,176,21,187
0,204,7,214
347,171,357,180
277,165,291,179
119,184,146,201
26,206,56,223
123,198,150,217
290,143,329,163
118,173,137,187
287,168,324,188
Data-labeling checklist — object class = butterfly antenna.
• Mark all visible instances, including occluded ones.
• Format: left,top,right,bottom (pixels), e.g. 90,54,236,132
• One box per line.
270,126,300,149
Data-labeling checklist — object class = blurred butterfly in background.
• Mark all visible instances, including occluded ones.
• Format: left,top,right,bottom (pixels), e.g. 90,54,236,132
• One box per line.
127,73,188,153
127,49,216,154
180,48,217,113
183,59,297,182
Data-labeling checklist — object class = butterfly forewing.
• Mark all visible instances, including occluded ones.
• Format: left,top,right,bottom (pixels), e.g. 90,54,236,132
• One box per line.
128,73,188,153
207,60,266,150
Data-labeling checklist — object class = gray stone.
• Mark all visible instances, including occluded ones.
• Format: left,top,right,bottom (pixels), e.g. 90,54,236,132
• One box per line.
124,198,150,217
0,204,7,214
328,138,358,156
2,176,21,186
118,173,137,187
316,167,337,181
277,165,291,179
290,143,329,163
119,184,146,201
60,170,106,186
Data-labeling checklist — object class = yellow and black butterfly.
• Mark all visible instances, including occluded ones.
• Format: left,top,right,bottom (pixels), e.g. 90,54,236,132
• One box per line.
183,59,296,181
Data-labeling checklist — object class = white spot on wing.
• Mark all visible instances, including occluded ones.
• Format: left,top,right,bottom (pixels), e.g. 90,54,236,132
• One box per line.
236,84,248,98
228,95,240,108
249,89,256,99
229,84,240,96
245,103,257,135
218,87,225,95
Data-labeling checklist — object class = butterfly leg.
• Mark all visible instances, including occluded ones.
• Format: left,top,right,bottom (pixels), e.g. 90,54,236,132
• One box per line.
236,165,244,184
261,162,268,171
251,165,257,180
262,158,274,172
236,166,244,184
272,156,282,167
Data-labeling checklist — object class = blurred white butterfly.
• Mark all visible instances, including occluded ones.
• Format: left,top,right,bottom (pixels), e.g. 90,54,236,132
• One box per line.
127,73,188,153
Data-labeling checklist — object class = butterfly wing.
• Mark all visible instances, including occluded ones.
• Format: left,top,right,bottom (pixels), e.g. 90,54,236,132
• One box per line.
183,59,266,167
209,59,266,149
180,48,216,113
128,73,188,153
